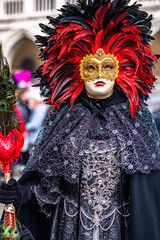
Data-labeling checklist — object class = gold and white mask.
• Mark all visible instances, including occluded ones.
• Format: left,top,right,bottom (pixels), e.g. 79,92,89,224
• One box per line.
79,48,119,82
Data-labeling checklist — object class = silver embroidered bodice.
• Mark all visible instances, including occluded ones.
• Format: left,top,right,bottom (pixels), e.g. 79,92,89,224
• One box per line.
65,138,130,240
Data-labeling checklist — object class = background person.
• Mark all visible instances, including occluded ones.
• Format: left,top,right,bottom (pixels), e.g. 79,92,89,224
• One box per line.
26,88,49,153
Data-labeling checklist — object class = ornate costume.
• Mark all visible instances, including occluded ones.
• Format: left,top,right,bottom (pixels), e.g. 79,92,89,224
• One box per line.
19,93,160,240
1,0,160,240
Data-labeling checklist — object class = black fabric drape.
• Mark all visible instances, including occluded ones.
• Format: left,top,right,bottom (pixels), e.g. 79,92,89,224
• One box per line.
129,171,160,240
18,199,52,240
18,171,160,239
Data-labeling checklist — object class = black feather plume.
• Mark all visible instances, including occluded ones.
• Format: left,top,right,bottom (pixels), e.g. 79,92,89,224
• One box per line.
34,0,156,108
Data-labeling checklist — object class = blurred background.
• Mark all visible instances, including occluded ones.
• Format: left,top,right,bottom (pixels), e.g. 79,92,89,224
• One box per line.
0,0,160,171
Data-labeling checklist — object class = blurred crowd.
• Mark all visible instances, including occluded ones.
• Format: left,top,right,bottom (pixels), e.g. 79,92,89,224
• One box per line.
11,67,49,175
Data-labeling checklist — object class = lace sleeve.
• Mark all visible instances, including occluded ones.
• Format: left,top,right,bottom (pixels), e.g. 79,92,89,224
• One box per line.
31,175,62,218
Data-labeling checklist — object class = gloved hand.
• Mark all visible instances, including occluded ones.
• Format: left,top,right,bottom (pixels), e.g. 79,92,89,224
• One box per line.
0,178,22,205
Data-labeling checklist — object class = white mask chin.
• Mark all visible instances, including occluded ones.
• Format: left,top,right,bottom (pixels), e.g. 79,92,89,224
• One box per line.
84,78,115,99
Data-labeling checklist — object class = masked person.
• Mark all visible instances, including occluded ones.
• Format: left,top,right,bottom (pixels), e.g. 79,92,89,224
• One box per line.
0,0,160,239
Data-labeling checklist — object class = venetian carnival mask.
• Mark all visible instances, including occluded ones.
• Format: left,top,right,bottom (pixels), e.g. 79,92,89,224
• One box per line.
79,49,119,97
80,49,119,82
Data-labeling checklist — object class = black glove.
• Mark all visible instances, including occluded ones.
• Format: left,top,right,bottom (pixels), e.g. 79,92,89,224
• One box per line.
0,178,21,205
0,178,32,206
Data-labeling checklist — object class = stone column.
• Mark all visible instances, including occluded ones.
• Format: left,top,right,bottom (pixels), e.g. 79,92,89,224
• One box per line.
23,0,34,16
0,0,4,19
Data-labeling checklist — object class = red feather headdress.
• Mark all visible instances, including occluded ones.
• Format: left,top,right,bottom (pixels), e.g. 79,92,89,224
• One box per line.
35,0,157,117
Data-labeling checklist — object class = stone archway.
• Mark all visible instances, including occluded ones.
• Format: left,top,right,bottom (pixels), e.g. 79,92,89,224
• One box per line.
10,37,41,72
2,29,41,72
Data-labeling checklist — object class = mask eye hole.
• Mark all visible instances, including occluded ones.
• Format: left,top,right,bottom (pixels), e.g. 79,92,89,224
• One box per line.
104,65,113,70
87,65,96,70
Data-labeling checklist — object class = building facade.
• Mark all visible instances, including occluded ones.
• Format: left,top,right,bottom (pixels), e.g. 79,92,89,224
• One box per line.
0,0,72,70
0,0,160,108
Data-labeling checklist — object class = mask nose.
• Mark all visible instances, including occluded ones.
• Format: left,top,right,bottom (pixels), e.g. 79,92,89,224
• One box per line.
97,73,104,79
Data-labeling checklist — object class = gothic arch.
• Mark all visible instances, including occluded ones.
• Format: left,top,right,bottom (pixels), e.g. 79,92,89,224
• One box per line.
3,29,35,66
3,29,41,72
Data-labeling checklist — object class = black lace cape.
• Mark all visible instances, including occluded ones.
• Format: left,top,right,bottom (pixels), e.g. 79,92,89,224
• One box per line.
23,94,160,182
